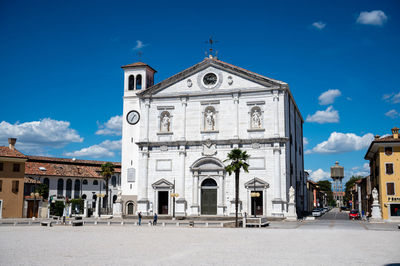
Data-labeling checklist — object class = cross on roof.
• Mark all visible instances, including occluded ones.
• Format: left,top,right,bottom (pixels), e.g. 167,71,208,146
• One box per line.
205,36,218,58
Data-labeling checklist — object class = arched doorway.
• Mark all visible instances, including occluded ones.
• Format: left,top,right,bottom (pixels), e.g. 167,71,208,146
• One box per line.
126,202,135,215
201,178,217,215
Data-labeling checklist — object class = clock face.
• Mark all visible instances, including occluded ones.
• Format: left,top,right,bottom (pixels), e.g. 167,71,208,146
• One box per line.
126,110,140,125
203,73,218,87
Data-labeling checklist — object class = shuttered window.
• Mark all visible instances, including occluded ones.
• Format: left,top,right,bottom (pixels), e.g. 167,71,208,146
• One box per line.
0,180,2,192
386,163,394,175
387,183,395,196
12,180,19,193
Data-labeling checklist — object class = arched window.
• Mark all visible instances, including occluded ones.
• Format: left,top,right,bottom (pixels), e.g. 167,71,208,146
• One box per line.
92,194,97,209
111,176,116,187
160,111,171,132
136,74,142,90
83,179,88,185
128,75,135,90
74,180,80,198
250,106,262,129
93,180,98,186
204,106,217,131
201,178,217,187
57,179,64,197
43,178,50,199
127,202,134,215
66,179,72,199
113,195,117,203
82,194,87,200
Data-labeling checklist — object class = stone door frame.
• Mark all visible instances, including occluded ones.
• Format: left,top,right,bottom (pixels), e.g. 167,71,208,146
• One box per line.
244,178,270,217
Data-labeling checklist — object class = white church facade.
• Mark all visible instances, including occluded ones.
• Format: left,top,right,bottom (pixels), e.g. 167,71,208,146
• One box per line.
120,56,306,218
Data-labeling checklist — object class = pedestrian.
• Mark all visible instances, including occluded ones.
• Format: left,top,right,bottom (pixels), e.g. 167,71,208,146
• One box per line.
138,211,142,226
153,213,158,226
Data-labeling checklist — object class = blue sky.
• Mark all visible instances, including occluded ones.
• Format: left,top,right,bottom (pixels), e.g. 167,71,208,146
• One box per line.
1,0,399,183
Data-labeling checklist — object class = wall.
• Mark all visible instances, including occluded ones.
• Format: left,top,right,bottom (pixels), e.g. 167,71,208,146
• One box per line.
0,160,25,218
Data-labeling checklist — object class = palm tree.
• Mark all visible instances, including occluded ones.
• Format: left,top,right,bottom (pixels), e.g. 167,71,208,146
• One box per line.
101,162,115,214
224,148,250,227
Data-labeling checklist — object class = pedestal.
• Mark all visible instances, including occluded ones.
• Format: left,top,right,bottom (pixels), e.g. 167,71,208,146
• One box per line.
113,202,122,217
370,201,382,222
286,202,297,221
83,200,88,218
190,204,199,216
175,199,186,216
272,199,284,217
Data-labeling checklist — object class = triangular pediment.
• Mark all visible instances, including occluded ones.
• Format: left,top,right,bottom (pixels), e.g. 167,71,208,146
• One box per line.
152,178,173,189
244,177,270,189
137,58,287,97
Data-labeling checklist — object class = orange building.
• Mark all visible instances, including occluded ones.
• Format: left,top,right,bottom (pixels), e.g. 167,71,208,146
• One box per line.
0,138,27,218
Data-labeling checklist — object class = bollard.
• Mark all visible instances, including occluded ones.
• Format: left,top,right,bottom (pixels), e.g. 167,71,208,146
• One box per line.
134,222,137,226
108,221,111,226
220,222,223,227
176,222,179,227
94,221,98,225
13,222,17,226
205,222,209,227
28,221,32,226
121,221,124,226
162,222,166,227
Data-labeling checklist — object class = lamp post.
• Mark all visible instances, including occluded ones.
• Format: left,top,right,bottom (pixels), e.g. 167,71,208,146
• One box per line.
170,179,179,219
250,179,260,218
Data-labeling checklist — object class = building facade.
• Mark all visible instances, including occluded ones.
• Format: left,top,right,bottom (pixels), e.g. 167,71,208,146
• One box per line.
365,127,400,221
121,56,306,217
0,139,27,218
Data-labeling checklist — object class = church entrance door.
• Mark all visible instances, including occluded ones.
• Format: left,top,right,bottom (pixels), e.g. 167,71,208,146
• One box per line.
200,178,217,215
251,191,263,216
158,191,169,215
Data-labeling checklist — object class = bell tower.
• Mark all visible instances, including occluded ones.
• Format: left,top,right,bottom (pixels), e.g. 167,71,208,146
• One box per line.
121,62,156,214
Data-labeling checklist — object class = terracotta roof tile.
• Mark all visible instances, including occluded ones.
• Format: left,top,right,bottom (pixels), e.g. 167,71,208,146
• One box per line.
0,146,27,159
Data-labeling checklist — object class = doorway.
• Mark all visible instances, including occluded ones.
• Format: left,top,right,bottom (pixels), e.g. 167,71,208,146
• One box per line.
201,178,217,215
251,191,263,216
27,200,39,218
158,191,169,214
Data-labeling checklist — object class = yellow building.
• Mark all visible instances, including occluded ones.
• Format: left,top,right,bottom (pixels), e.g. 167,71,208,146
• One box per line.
365,127,400,221
0,138,27,218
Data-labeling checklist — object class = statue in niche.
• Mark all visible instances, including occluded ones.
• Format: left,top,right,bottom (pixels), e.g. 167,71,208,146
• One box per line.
161,114,170,132
252,109,261,128
205,109,215,131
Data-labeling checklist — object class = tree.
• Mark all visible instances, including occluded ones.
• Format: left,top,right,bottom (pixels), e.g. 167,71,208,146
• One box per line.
101,162,115,214
344,176,362,207
224,148,249,227
317,180,335,206
35,183,49,199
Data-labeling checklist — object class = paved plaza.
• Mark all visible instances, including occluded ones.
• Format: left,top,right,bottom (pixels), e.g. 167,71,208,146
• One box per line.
0,210,399,266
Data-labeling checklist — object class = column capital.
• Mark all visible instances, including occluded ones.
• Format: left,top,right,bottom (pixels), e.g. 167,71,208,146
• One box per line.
181,97,188,106
233,93,239,103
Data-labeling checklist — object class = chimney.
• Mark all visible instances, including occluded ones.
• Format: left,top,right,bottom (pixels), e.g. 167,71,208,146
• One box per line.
392,127,399,139
374,135,380,140
8,138,17,150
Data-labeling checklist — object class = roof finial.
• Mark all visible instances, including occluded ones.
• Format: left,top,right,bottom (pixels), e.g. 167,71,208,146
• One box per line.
205,36,218,59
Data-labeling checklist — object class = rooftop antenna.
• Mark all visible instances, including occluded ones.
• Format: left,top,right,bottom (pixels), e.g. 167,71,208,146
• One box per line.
205,36,218,59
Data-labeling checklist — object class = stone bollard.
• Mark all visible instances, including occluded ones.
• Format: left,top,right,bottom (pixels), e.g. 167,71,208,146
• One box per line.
108,221,111,226
162,222,166,227
94,221,98,225
205,222,209,227
176,222,179,227
13,222,17,226
121,221,124,226
148,221,152,226
220,222,223,227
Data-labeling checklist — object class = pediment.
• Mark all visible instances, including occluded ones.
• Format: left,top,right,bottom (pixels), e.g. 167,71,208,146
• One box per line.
138,58,286,97
244,177,270,189
152,178,173,189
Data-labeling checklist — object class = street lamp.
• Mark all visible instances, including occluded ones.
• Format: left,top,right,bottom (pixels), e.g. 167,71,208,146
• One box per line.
250,179,260,218
170,179,179,219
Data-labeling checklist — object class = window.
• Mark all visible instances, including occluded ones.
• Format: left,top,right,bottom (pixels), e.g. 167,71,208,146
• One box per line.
0,162,3,171
12,180,19,193
66,179,72,198
390,204,400,217
386,163,394,175
385,147,393,156
43,178,49,199
111,176,116,187
387,182,395,196
93,180,98,186
136,74,142,90
128,75,135,90
74,180,80,198
13,163,20,172
0,180,2,192
83,179,88,185
57,179,64,197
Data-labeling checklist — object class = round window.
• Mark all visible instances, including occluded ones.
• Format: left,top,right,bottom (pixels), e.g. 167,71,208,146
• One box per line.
202,73,218,88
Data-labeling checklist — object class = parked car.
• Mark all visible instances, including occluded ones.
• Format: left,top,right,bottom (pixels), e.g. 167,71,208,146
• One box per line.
312,209,322,217
349,210,360,220
321,207,328,214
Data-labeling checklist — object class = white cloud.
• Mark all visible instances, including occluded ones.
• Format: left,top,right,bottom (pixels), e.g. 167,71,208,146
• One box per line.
307,169,331,182
303,137,309,146
312,21,326,30
133,40,147,50
318,89,341,105
64,139,121,159
307,132,374,154
96,115,122,136
349,163,370,177
356,10,388,26
306,106,339,124
385,109,399,119
382,92,400,104
0,118,83,153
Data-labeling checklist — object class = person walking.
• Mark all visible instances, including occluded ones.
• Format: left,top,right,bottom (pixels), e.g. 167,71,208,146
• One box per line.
153,213,158,226
138,211,142,226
